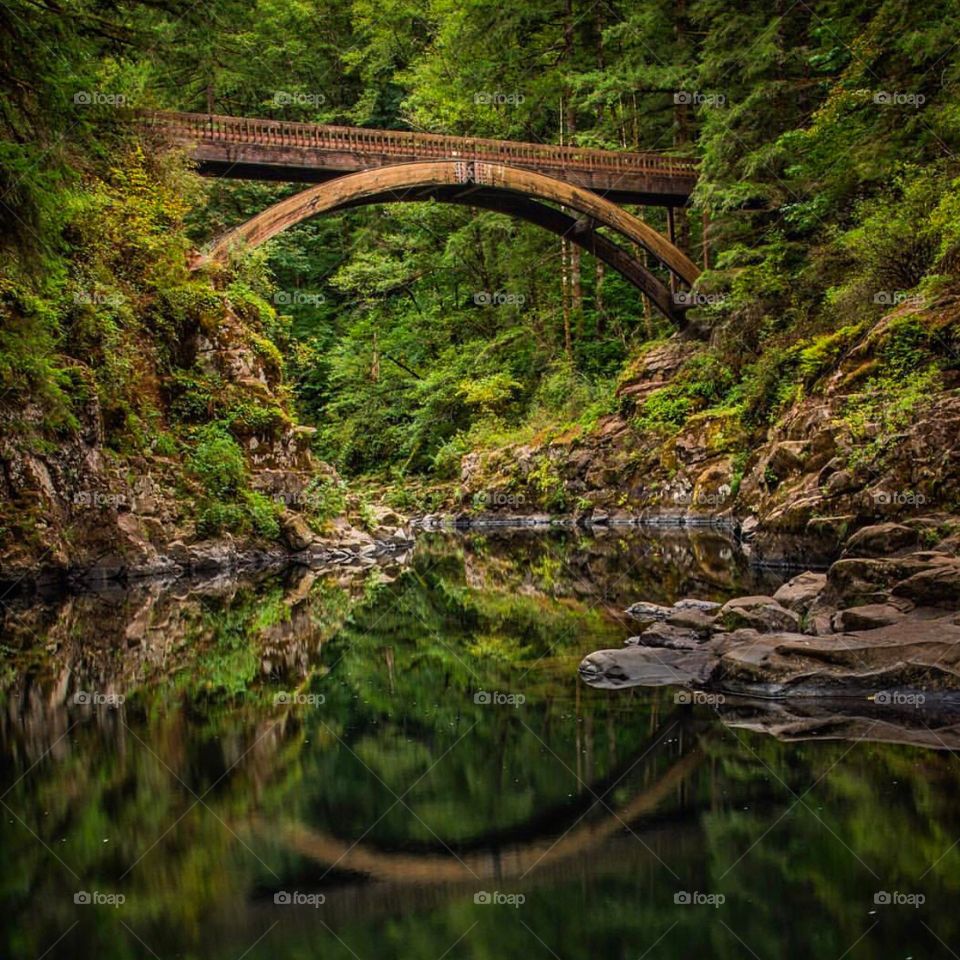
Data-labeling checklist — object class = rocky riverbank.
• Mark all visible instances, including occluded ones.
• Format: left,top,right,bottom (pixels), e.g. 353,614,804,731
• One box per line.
579,521,960,701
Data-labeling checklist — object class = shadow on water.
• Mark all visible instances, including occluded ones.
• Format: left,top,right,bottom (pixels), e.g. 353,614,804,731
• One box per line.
2,527,960,958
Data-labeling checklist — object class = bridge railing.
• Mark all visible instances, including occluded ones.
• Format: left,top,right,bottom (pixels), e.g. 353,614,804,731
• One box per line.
141,111,698,180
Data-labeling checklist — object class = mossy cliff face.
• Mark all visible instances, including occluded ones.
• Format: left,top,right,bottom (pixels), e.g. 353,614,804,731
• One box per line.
0,147,403,585
0,294,325,582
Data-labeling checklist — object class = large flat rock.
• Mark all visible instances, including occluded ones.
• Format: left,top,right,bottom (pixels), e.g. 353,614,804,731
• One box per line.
580,619,960,699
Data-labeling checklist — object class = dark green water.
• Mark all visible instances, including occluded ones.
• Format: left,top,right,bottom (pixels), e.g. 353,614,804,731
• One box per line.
2,528,959,959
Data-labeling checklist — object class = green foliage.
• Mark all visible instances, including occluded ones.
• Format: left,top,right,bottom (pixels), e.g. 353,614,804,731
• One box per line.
842,367,943,470
196,501,247,538
302,476,348,523
3,0,960,509
188,424,247,499
243,489,282,539
528,458,567,512
633,352,737,435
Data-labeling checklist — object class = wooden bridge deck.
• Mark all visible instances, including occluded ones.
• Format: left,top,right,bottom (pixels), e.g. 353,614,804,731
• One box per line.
142,111,697,205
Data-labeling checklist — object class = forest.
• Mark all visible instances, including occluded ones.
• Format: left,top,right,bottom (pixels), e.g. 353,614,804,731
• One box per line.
4,4,960,959
0,0,958,562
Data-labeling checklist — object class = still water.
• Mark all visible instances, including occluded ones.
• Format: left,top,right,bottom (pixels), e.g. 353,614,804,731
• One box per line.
2,528,959,958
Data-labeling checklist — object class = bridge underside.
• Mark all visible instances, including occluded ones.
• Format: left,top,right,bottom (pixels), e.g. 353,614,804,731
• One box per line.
336,184,686,322
189,148,694,206
197,160,701,324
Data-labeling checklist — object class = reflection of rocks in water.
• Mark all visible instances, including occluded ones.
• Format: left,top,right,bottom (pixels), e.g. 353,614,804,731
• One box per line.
451,525,782,611
0,560,402,764
718,696,960,751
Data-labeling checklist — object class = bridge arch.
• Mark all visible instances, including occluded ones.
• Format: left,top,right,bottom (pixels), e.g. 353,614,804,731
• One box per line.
197,161,700,323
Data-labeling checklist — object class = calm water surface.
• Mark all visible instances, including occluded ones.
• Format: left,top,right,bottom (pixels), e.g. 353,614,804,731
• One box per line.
2,528,959,958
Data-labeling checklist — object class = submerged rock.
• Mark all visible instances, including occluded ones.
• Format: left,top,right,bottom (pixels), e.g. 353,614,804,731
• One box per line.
625,601,674,622
579,645,718,689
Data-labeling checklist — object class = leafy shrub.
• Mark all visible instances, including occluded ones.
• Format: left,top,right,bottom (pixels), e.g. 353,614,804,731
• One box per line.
188,424,247,498
842,367,942,469
302,476,347,522
243,490,282,539
196,501,246,538
169,371,220,422
225,398,288,436
796,324,864,384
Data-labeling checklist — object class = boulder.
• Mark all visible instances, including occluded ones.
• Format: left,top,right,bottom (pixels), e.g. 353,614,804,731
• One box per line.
716,620,960,697
665,609,717,636
773,571,827,614
280,513,316,552
673,598,722,614
892,559,960,607
830,603,910,632
827,557,929,605
764,441,806,480
824,469,858,496
578,645,718,690
739,516,760,542
720,596,802,633
843,523,919,558
629,624,703,650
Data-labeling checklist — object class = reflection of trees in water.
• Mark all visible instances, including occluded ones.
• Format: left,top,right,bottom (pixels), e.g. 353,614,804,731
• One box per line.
2,533,959,959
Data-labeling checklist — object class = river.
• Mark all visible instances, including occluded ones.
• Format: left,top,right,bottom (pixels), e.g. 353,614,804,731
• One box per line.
2,527,958,958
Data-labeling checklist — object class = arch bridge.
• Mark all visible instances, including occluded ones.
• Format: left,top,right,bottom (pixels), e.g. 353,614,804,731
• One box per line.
143,111,701,322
